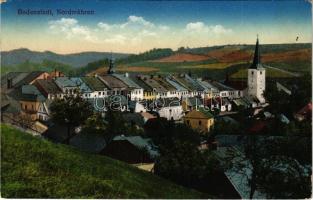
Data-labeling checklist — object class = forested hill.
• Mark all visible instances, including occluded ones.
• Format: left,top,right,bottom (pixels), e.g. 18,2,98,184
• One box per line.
1,48,130,68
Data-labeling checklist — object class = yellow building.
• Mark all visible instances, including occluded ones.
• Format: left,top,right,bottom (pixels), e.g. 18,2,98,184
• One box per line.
183,107,214,133
143,90,156,100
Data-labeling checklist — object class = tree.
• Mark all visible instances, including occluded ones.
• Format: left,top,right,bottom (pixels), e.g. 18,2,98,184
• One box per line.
81,113,106,135
153,122,221,189
50,91,93,144
225,136,311,199
103,109,127,143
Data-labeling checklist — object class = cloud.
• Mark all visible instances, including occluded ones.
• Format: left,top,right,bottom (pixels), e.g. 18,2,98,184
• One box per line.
97,22,112,31
49,18,97,42
185,21,232,34
211,24,232,34
120,15,155,28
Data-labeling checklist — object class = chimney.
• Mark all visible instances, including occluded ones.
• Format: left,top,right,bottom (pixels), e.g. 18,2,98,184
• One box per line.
125,72,129,78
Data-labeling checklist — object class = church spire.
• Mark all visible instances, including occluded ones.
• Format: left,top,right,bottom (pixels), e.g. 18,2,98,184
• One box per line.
107,52,115,74
250,36,261,69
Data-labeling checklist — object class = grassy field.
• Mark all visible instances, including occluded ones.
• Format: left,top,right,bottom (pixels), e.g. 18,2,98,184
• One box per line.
1,124,206,198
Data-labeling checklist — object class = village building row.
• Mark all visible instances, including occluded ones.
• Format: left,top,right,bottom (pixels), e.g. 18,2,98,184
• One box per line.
1,38,267,134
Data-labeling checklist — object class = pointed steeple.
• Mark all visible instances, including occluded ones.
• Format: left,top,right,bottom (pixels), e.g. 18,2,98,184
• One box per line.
107,52,116,74
250,36,261,69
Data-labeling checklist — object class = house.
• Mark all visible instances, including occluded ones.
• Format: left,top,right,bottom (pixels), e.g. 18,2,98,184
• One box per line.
80,76,109,98
183,107,214,133
18,85,46,121
70,77,93,98
210,81,243,99
152,75,180,99
101,135,159,164
153,97,184,120
54,77,79,95
165,75,189,99
129,101,147,113
294,102,312,121
122,113,145,128
139,112,157,123
69,133,106,153
49,70,65,79
196,78,219,99
182,97,203,112
33,79,62,99
113,73,144,101
172,74,205,97
1,71,50,95
131,76,156,100
37,99,52,121
98,75,128,96
42,123,74,143
139,75,172,99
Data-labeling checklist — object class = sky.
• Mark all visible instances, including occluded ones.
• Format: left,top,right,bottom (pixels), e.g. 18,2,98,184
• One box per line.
1,0,312,54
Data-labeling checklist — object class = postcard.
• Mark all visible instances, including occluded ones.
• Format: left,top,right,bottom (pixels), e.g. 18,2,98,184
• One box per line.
1,0,312,199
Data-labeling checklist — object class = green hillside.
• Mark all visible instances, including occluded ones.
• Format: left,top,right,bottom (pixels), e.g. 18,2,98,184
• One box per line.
1,124,205,198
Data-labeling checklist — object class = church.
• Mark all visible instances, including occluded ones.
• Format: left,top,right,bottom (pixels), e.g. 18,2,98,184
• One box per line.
247,37,266,104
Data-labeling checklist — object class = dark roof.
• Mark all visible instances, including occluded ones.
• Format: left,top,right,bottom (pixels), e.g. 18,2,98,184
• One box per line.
42,124,74,143
70,133,107,153
122,113,145,127
250,38,261,69
8,85,46,102
1,72,29,89
81,76,108,91
99,75,127,89
35,79,62,94
130,76,154,91
15,71,47,88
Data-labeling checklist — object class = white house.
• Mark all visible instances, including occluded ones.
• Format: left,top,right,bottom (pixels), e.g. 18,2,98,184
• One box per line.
80,76,109,99
113,73,144,101
154,98,184,120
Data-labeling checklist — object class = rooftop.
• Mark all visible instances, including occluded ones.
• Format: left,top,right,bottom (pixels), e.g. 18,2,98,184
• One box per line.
81,76,109,91
35,79,62,94
113,74,141,89
55,77,77,88
99,75,128,89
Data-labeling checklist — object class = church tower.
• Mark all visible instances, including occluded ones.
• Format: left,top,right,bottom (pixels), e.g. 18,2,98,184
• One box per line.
247,37,266,103
107,53,116,74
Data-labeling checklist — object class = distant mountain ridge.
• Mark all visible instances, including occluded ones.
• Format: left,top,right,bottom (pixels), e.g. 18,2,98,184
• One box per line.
1,48,131,68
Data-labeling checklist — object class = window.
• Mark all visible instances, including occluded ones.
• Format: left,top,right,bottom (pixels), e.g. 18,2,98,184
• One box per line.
251,71,254,75
199,121,202,125
187,120,190,125
260,71,262,75
98,92,101,95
